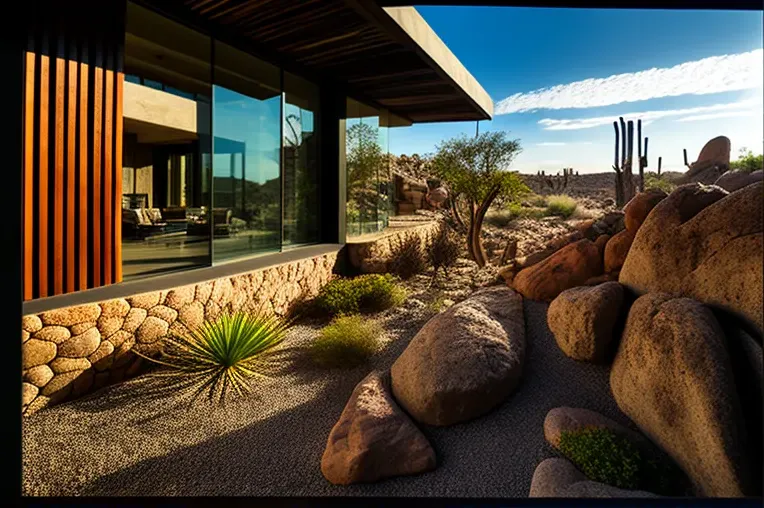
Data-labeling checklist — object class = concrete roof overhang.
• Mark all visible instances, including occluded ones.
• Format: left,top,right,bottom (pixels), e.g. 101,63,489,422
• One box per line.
135,0,493,125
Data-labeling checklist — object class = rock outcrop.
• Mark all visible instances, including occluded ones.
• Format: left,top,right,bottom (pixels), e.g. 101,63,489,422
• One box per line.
679,136,731,184
623,189,667,233
547,282,624,362
321,371,436,485
619,182,763,334
391,286,525,426
714,169,764,193
513,239,603,302
610,294,753,497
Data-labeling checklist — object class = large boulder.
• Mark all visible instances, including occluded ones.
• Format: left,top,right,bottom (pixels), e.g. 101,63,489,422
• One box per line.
619,182,763,334
513,239,603,302
603,229,635,274
547,282,624,362
610,294,753,497
714,170,764,193
529,458,659,498
390,286,525,426
679,136,731,185
321,371,436,485
623,189,667,233
697,136,732,167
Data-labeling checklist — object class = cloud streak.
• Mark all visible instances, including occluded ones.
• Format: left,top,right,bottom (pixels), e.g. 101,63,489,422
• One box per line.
495,49,763,114
536,97,762,130
676,110,759,122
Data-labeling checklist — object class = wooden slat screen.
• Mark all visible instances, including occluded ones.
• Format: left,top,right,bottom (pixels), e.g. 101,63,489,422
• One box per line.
23,3,125,301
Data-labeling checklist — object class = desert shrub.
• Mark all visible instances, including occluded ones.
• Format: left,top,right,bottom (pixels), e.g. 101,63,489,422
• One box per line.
529,194,548,208
427,225,461,276
545,194,578,218
310,315,382,368
388,232,427,279
644,172,676,194
134,311,291,403
729,148,763,173
559,427,685,495
485,202,547,227
314,274,406,317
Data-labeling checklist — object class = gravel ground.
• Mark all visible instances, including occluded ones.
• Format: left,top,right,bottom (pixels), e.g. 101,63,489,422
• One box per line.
22,291,635,497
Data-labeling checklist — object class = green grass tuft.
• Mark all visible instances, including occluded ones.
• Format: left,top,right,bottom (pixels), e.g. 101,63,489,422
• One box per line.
545,194,579,218
311,315,382,368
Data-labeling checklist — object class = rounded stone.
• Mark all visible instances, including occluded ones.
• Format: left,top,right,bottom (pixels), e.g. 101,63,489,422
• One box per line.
24,395,50,415
25,365,55,387
22,314,43,333
135,316,169,344
168,320,191,340
70,322,96,336
108,330,132,348
96,315,124,338
40,304,101,327
178,301,204,330
164,286,196,310
148,305,178,325
122,308,148,333
57,327,101,358
99,299,131,318
22,330,30,343
623,189,668,233
22,339,57,369
211,278,234,306
204,301,222,321
88,340,115,368
22,382,39,406
126,292,161,309
41,371,80,397
50,357,92,374
195,281,214,305
33,326,72,344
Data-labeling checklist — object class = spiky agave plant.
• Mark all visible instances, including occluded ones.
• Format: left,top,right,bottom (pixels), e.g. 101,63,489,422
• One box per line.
134,311,291,403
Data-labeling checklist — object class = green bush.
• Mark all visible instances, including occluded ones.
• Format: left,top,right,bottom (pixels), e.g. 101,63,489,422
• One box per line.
314,273,406,317
729,148,763,173
559,428,641,490
389,233,427,280
545,194,578,218
135,311,291,403
558,427,685,495
644,172,676,194
311,315,381,367
484,202,547,227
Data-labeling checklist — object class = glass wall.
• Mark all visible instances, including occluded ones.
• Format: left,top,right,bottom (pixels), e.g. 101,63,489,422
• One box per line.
122,2,212,280
345,98,393,237
283,72,320,247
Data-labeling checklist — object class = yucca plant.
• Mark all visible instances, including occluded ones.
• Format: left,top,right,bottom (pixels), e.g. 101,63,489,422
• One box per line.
134,311,291,404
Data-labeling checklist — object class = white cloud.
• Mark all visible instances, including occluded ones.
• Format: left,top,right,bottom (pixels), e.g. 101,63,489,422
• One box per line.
536,142,567,146
677,110,759,122
495,49,763,114
537,97,762,131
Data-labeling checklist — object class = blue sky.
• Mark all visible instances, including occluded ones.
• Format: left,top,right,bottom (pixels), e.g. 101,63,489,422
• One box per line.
389,7,764,174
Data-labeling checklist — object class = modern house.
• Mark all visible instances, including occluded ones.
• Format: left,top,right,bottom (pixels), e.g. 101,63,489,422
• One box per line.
19,0,492,413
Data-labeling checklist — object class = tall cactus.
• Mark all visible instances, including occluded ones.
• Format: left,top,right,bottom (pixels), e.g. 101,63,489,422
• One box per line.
612,121,624,206
612,117,637,206
658,156,662,176
637,119,649,192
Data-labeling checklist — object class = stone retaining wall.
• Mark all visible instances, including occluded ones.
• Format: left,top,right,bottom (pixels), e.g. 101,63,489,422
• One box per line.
346,221,442,273
21,251,338,415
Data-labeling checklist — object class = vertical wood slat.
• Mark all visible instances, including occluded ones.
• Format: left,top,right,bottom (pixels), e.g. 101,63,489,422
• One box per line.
67,59,77,293
79,61,89,291
54,56,65,296
103,69,113,285
38,54,49,299
23,52,35,301
114,73,124,283
92,65,103,288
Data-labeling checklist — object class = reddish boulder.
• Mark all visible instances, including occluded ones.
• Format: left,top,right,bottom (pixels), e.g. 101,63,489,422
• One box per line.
604,229,635,274
513,239,603,302
623,189,667,233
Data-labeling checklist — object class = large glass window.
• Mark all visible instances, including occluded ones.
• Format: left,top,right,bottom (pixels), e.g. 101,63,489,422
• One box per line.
345,99,393,237
283,73,320,247
122,2,212,280
212,42,282,263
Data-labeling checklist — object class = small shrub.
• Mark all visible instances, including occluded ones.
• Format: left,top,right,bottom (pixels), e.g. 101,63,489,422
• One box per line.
644,172,676,194
559,428,641,490
529,194,548,207
427,225,461,276
389,233,427,279
134,311,291,403
311,315,381,367
314,274,406,317
558,427,686,495
546,194,578,218
729,148,763,173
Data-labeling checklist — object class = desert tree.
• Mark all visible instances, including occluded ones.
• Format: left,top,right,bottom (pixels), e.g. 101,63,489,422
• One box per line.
431,131,528,268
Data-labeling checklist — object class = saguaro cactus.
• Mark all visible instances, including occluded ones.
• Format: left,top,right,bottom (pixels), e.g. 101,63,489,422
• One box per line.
683,148,690,168
658,156,662,176
637,119,649,192
612,121,624,206
612,116,638,206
